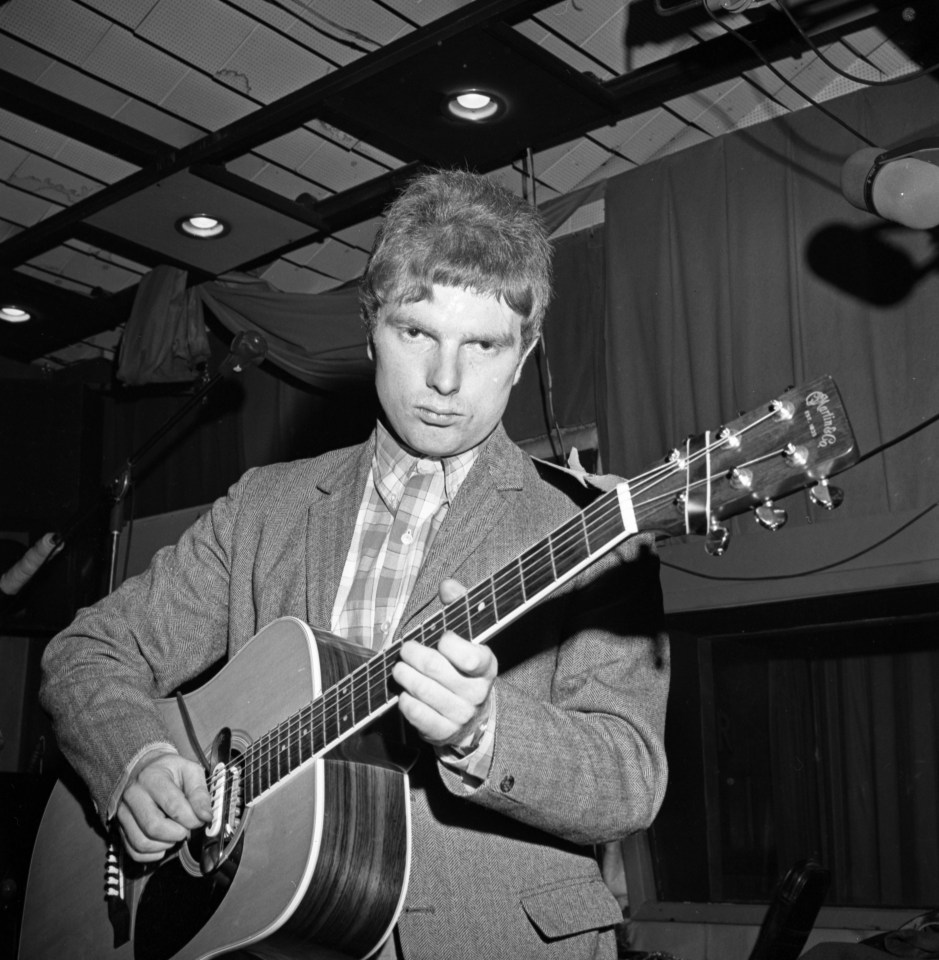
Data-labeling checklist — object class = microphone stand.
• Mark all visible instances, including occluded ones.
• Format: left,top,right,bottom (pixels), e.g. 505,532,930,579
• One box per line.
60,331,268,596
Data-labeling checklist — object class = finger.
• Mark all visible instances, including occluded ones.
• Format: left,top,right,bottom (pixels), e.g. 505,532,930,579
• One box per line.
396,690,461,747
436,632,497,679
438,577,468,605
116,793,186,863
393,659,480,725
138,765,208,831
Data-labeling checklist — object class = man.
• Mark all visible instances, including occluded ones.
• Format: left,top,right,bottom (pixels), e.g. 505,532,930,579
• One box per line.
41,169,669,959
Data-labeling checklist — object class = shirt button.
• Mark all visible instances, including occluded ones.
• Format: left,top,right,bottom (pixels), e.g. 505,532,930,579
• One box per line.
380,621,390,634
499,775,515,794
416,460,434,474
401,529,414,545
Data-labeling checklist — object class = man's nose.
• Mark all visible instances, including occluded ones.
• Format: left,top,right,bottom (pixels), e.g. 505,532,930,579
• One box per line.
426,346,461,395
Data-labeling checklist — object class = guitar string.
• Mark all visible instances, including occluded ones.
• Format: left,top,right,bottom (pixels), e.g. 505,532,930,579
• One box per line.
237,430,794,792
235,410,793,791
238,440,791,793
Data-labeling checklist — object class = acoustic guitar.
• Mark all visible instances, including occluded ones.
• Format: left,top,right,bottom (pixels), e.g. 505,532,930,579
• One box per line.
18,376,858,960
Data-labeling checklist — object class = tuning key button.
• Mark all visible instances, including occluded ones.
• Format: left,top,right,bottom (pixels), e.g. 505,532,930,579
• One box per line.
783,443,808,467
809,480,844,510
706,524,731,556
728,467,753,490
754,501,788,531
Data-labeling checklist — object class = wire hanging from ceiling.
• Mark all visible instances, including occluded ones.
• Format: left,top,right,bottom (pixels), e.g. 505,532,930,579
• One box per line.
702,4,878,147
521,150,568,465
774,0,939,87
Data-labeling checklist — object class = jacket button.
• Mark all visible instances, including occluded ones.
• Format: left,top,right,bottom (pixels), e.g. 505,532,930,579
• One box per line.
499,775,515,793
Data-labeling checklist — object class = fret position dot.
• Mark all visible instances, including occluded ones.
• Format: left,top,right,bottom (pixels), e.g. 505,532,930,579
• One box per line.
477,601,486,612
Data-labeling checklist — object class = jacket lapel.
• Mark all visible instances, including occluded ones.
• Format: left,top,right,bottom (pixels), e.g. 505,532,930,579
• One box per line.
305,440,373,629
399,425,525,633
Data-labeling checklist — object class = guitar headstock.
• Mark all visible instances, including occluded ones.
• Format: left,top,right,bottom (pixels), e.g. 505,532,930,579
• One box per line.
631,375,859,552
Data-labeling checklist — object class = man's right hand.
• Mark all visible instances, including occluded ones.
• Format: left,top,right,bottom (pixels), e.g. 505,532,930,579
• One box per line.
116,753,213,862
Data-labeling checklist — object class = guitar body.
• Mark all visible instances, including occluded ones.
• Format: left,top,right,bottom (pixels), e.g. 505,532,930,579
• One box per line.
19,618,411,960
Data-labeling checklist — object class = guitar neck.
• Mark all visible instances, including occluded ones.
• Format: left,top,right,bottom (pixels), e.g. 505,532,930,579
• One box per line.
240,483,637,802
239,374,859,804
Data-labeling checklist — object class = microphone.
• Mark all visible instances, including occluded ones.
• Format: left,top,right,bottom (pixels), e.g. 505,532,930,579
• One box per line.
0,533,62,596
221,330,269,374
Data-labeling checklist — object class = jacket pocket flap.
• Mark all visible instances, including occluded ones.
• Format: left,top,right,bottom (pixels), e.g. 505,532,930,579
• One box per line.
521,878,623,939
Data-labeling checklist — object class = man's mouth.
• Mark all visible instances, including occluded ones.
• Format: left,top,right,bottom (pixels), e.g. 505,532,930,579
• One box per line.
418,407,459,424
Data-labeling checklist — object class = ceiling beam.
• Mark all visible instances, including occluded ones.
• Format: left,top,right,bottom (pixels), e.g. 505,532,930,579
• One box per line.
0,69,168,167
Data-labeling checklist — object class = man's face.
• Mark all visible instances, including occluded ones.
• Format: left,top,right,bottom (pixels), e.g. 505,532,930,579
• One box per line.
369,284,534,458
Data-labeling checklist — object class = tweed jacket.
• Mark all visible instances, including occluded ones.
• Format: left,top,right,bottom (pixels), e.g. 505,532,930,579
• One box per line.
41,424,670,960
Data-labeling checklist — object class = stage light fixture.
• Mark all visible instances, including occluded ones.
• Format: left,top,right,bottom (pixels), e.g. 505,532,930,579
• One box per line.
1,305,31,323
841,138,939,230
175,214,230,239
445,90,504,122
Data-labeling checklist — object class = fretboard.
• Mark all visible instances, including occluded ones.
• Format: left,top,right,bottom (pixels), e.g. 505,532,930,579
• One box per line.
241,482,635,803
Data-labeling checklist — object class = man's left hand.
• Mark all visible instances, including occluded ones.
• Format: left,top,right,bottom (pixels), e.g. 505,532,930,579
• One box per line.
392,577,496,751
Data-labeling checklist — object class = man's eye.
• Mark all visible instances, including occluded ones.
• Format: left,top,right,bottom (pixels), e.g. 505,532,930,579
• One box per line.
403,327,424,339
475,341,495,352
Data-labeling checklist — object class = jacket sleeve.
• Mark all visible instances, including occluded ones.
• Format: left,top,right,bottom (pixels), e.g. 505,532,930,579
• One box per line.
437,533,670,846
39,472,254,820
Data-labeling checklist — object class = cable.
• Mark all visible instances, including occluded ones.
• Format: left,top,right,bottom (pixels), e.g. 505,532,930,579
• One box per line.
522,149,568,463
703,3,878,147
774,0,939,87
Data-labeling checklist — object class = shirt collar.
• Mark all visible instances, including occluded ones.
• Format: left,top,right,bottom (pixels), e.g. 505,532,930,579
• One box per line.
372,420,480,511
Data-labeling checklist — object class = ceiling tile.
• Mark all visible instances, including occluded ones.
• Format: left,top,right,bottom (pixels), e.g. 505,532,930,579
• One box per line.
158,70,257,130
245,163,323,203
0,34,55,82
512,21,617,80
53,141,138,185
79,0,162,30
528,0,631,74
305,239,370,280
6,154,104,208
216,29,332,104
15,264,92,294
535,138,615,194
136,0,257,74
256,129,328,172
378,1,471,29
0,0,112,65
80,24,191,102
0,112,68,164
111,99,205,147
297,142,387,193
0,185,60,230
0,142,30,181
333,217,382,251
259,259,342,295
34,61,133,122
44,249,143,292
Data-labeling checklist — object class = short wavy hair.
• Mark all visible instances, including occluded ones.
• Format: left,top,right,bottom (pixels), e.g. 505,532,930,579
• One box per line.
360,169,553,352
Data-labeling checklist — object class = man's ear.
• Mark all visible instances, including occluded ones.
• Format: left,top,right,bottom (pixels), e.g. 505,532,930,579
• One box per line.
512,336,539,386
366,332,374,362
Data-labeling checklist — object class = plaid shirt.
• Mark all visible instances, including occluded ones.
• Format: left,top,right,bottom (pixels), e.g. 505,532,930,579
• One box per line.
331,421,478,649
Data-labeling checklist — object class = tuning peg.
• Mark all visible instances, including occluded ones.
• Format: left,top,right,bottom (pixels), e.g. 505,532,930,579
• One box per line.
809,479,844,510
754,500,788,531
705,523,731,556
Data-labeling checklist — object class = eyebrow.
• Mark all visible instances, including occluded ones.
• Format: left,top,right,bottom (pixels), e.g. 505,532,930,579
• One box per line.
385,309,518,348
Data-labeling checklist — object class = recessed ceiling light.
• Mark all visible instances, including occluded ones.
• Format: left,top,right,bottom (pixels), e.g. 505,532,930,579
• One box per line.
0,306,31,323
446,91,504,122
175,214,230,239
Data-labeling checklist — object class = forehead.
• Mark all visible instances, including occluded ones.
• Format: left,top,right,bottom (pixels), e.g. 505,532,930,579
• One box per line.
381,284,522,339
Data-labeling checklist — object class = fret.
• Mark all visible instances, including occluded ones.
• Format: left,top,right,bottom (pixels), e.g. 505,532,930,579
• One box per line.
584,490,625,554
550,515,589,578
466,578,499,636
518,539,556,598
335,677,355,736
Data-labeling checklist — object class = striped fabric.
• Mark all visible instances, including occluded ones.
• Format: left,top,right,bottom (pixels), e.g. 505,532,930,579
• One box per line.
332,422,478,649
